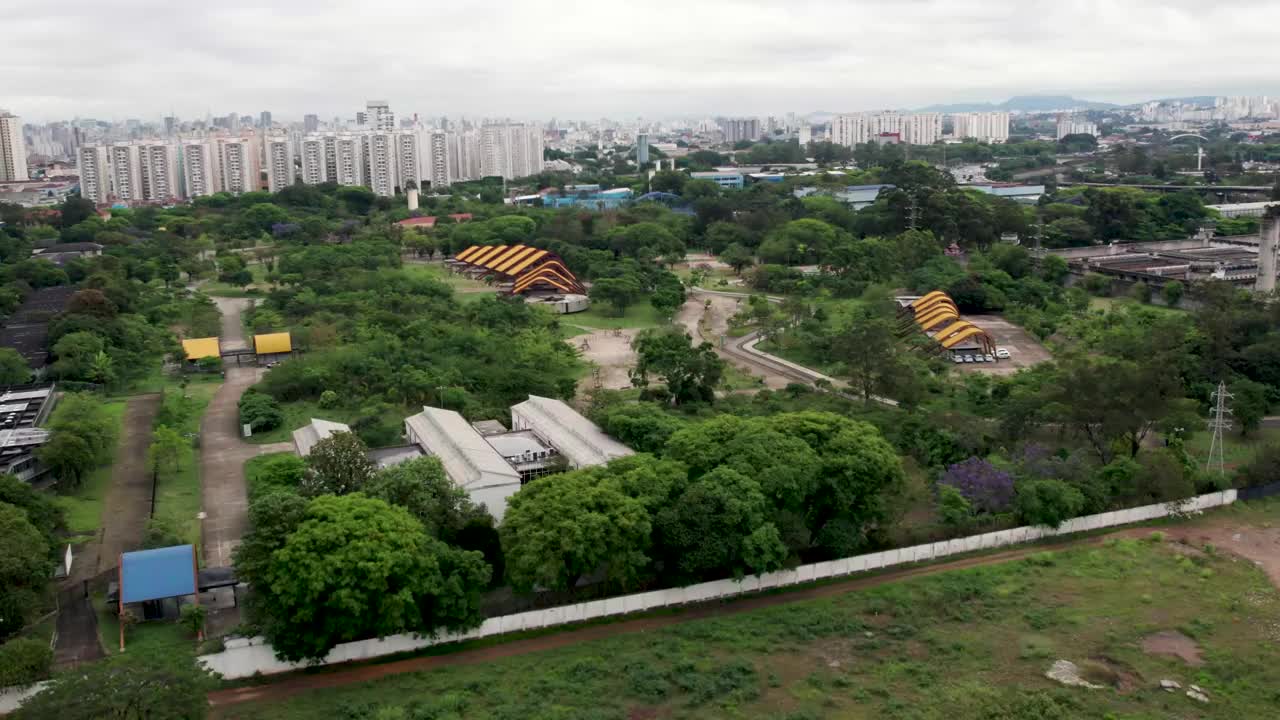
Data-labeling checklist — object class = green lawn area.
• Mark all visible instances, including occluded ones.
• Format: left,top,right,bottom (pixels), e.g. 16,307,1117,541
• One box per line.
203,263,271,298
1089,296,1186,316
403,262,499,301
719,361,767,392
152,383,221,546
51,400,128,541
244,400,357,445
94,592,195,658
231,502,1280,720
1183,426,1280,471
569,303,665,330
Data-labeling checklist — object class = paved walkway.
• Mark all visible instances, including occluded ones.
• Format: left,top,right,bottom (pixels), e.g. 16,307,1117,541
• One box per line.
200,296,294,569
52,586,104,668
76,393,162,579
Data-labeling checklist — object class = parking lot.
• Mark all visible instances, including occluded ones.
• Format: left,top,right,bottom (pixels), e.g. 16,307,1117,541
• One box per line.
949,314,1052,376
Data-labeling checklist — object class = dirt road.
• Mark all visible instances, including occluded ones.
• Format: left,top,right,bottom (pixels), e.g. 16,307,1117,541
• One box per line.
676,292,792,390
208,519,1239,712
200,298,294,569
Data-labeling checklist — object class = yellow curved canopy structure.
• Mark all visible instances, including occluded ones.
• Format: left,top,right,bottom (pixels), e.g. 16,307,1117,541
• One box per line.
455,245,485,262
911,291,950,309
915,306,958,329
932,320,974,343
913,295,958,317
940,326,990,350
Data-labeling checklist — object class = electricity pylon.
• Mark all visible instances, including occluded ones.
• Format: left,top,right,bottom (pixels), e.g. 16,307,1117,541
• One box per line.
1205,381,1233,477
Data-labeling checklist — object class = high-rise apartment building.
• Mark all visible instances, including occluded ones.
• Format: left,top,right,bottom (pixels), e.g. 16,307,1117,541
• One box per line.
76,144,111,204
636,133,649,164
259,111,273,129
951,112,1010,143
0,110,29,181
426,131,452,189
300,135,327,185
304,114,320,133
830,112,943,146
332,134,363,186
137,142,181,201
217,137,258,194
366,101,395,131
395,132,423,191
901,113,942,145
1056,115,1098,140
263,134,295,192
479,124,543,180
108,143,144,201
181,139,221,197
362,132,398,196
718,118,760,144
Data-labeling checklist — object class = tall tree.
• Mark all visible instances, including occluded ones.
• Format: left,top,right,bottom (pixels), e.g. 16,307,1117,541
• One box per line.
302,431,375,497
12,650,214,720
256,494,489,661
500,469,651,592
631,328,724,405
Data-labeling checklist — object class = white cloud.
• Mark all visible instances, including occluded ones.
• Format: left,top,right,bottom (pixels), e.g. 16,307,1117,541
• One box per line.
4,0,1278,121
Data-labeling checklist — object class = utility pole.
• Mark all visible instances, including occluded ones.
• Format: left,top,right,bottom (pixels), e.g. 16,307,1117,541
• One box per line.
1205,381,1233,477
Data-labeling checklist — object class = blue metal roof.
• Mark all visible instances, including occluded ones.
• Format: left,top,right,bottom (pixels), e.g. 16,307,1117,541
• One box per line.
120,545,197,603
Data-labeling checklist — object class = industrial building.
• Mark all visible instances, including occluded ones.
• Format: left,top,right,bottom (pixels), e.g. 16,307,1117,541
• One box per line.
0,384,58,484
396,396,634,520
448,242,586,295
897,292,996,359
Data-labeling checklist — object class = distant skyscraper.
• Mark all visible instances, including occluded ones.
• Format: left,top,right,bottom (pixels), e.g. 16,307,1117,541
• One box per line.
718,118,760,144
798,124,812,148
137,142,181,201
304,114,319,133
830,112,942,146
163,116,177,136
951,112,1010,143
366,101,395,131
636,133,649,164
0,110,29,181
479,124,543,180
259,111,273,128
300,135,327,185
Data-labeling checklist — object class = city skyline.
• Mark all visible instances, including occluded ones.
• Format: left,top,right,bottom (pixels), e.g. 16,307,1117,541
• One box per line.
6,0,1280,123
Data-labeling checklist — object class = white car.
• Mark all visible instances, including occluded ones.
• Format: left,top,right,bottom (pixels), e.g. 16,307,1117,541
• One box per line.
984,354,995,363
995,348,1011,359
952,355,964,364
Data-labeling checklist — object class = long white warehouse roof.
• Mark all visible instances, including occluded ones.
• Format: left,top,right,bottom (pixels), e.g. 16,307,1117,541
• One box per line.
510,395,634,468
405,407,521,490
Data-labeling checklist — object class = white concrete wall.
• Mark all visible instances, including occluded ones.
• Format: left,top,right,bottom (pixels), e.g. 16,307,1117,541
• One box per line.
198,490,1237,680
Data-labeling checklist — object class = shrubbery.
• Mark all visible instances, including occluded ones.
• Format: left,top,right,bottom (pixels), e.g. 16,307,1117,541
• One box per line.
238,389,283,432
0,638,53,687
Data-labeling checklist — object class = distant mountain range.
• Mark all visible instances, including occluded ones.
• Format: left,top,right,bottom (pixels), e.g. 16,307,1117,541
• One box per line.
916,95,1121,112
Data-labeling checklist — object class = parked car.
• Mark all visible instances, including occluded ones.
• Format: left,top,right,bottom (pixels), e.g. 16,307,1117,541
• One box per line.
963,355,975,363
995,348,1011,359
952,355,964,364
984,354,995,362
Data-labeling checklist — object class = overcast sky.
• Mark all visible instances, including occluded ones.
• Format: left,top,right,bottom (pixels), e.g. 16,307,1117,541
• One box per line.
6,0,1279,123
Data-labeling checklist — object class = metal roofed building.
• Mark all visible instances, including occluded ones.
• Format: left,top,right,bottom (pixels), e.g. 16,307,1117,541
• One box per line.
510,395,634,469
405,406,522,521
292,418,353,457
0,384,57,483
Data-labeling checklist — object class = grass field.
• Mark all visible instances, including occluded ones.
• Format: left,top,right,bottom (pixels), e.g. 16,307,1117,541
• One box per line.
1183,426,1280,471
569,303,666,330
227,502,1280,720
1088,296,1186,316
152,383,221,545
95,592,196,658
204,263,271,298
51,400,128,542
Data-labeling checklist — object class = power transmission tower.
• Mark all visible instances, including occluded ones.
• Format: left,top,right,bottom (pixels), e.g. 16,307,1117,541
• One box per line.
1205,381,1233,477
906,192,921,230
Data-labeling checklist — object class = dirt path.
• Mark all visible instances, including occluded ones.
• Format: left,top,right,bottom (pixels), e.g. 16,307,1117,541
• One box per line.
209,523,1202,711
676,292,791,390
52,586,104,668
570,328,640,391
80,393,161,577
200,298,294,569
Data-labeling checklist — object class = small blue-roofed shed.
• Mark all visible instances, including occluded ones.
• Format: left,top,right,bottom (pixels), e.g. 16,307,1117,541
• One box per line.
117,544,200,649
